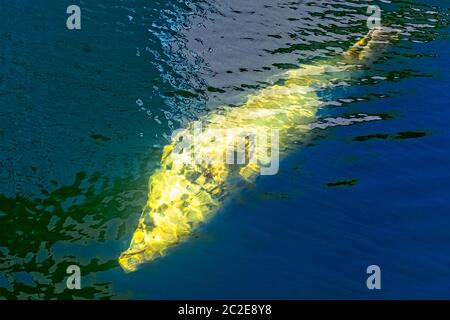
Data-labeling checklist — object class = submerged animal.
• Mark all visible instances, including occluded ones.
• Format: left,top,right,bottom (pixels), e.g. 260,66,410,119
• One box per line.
119,27,399,272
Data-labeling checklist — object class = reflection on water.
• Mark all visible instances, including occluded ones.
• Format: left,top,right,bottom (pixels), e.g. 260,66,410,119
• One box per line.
0,0,449,299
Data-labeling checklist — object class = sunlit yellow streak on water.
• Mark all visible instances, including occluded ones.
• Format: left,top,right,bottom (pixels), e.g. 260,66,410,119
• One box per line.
119,27,398,272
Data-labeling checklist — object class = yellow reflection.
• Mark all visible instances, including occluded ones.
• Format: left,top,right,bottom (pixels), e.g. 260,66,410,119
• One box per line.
119,27,398,272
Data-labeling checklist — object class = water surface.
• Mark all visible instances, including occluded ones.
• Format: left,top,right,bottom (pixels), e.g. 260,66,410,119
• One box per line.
1,0,449,299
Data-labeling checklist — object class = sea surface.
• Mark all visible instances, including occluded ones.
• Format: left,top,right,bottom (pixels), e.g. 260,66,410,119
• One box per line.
0,0,449,299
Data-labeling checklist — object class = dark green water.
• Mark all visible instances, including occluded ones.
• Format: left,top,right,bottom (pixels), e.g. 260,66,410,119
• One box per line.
1,0,449,299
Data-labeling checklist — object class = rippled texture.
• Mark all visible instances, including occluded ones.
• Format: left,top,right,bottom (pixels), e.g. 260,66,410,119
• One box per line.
1,0,449,298
119,27,400,272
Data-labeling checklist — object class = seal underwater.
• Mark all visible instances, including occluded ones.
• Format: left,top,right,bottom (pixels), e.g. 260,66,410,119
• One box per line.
119,27,399,272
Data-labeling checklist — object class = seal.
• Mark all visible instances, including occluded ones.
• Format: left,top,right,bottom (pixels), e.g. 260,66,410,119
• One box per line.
119,27,399,272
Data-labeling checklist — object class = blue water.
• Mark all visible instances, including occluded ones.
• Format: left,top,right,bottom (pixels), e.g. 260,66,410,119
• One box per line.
0,0,449,299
